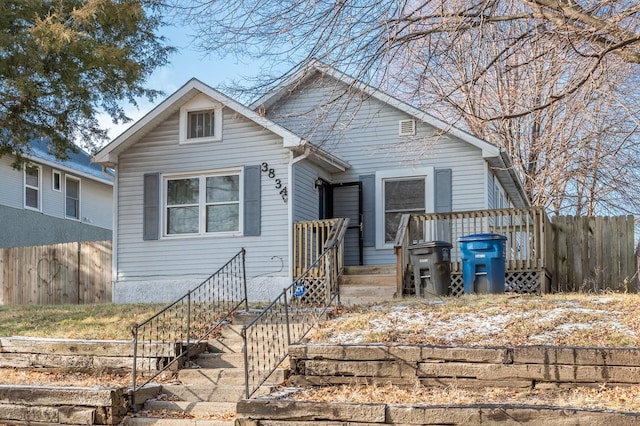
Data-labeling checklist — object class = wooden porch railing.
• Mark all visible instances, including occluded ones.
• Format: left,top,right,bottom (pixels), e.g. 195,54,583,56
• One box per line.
292,219,337,278
394,207,553,295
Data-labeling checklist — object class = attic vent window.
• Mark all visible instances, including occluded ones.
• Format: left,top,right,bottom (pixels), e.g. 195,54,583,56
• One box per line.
188,110,215,139
179,94,223,144
399,119,416,136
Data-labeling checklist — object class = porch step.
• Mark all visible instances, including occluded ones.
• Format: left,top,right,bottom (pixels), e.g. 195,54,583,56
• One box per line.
343,264,396,275
339,265,397,306
339,274,396,286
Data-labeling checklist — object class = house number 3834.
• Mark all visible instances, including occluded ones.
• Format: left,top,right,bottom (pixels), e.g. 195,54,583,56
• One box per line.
261,162,288,203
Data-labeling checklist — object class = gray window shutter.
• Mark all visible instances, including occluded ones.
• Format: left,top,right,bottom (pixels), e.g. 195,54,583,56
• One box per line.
360,174,375,247
434,169,452,213
143,173,160,240
244,165,261,236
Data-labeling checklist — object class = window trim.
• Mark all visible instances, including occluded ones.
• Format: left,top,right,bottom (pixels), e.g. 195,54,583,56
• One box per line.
179,96,223,144
162,168,243,238
375,168,433,249
52,170,62,192
65,175,81,221
24,163,42,211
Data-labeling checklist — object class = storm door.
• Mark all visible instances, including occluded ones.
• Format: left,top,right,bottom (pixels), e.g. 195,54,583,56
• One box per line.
330,182,363,265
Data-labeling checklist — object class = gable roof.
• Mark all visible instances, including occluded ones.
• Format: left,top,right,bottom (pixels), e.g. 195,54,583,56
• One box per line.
252,61,529,206
28,138,113,185
93,79,308,166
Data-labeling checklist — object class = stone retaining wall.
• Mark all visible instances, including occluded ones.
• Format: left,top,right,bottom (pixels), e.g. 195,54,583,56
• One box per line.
0,337,174,424
236,343,640,425
0,337,191,373
0,385,130,425
236,400,640,425
288,344,640,388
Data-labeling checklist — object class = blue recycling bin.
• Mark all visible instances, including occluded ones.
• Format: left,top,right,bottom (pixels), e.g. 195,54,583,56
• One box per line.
459,233,507,294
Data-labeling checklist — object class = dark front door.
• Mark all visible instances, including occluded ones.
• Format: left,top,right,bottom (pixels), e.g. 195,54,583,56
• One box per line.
330,182,363,265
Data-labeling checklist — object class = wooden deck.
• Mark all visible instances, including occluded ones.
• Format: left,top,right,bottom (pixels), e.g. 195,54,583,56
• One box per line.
394,207,553,296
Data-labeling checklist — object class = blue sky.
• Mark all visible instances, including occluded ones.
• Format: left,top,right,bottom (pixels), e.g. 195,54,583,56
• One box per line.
98,23,270,141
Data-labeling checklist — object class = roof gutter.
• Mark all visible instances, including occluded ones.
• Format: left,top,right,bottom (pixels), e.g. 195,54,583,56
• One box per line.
498,149,530,207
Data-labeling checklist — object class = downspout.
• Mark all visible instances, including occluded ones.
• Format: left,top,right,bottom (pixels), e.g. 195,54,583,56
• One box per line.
287,147,312,281
111,165,119,300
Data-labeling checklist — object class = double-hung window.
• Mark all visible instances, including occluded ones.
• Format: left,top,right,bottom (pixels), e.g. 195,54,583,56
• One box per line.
383,178,426,243
376,168,433,248
65,176,81,220
24,164,41,211
165,171,241,236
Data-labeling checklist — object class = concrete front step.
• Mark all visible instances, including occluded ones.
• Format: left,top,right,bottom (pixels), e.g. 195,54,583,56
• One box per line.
123,416,233,426
178,367,286,386
338,264,397,307
209,327,244,354
193,352,244,369
160,384,270,403
339,281,397,306
144,400,237,415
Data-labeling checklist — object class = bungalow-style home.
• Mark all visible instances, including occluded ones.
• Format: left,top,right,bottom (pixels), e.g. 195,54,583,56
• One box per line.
93,62,529,303
0,138,113,248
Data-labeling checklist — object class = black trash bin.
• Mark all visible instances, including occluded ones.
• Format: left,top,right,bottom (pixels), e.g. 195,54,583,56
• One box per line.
458,233,507,294
408,241,452,297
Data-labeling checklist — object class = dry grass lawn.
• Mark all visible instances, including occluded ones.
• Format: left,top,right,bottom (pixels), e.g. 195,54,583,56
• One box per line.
309,293,640,347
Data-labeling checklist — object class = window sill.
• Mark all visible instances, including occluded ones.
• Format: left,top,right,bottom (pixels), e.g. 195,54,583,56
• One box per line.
179,135,222,145
162,231,244,240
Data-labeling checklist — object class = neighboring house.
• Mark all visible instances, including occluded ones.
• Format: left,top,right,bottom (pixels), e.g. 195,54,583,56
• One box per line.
0,138,113,248
93,62,529,303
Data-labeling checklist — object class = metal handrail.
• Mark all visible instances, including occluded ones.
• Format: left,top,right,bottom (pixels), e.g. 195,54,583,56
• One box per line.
130,249,247,406
241,218,349,399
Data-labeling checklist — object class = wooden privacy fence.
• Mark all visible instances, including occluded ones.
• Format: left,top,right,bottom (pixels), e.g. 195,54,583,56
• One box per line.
552,215,636,292
0,240,112,305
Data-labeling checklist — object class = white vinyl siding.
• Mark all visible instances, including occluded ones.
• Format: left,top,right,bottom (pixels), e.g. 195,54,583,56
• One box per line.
267,75,486,264
115,107,291,287
292,162,324,222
